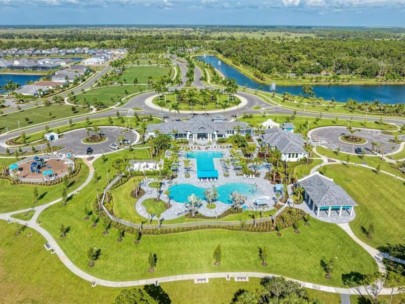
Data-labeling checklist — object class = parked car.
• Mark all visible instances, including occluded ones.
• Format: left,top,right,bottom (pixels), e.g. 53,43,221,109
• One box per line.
109,143,119,150
355,147,363,154
86,147,93,155
121,139,131,145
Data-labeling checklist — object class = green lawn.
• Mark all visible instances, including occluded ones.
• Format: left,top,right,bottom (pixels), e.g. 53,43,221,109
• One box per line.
11,210,35,221
390,146,405,160
0,104,90,132
143,198,167,217
111,176,146,224
74,85,146,107
239,114,397,135
0,159,89,213
324,165,405,248
39,179,377,286
293,159,323,179
118,66,172,84
0,221,121,304
316,146,403,177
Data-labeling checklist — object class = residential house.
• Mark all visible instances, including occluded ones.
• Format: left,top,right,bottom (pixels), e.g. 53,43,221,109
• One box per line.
261,127,308,162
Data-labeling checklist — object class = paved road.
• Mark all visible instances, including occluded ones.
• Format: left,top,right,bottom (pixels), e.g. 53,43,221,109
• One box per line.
56,65,112,98
192,65,205,88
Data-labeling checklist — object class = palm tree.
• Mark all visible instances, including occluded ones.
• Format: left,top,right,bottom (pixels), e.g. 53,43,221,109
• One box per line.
188,194,199,217
184,159,191,172
204,185,218,208
230,192,246,210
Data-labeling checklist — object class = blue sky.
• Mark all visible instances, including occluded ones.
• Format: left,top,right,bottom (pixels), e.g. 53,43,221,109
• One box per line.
0,0,404,26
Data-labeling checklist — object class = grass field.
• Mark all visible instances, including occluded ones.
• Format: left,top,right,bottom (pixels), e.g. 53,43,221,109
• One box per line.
0,222,344,304
238,114,396,135
74,85,146,107
316,146,403,177
0,104,90,132
390,146,405,160
38,204,378,286
324,165,405,248
143,198,167,217
0,159,89,213
117,66,172,84
293,159,323,179
0,221,121,304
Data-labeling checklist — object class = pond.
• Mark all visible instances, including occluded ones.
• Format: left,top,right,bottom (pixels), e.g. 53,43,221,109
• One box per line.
0,74,42,93
197,55,405,104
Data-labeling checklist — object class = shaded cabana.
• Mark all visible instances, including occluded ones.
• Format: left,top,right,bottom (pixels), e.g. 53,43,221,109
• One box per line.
297,172,357,217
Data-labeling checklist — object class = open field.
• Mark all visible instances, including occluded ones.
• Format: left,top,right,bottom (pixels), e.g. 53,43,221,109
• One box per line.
117,66,172,84
323,164,405,248
74,85,146,107
0,104,90,133
0,159,89,213
0,221,121,304
39,163,377,286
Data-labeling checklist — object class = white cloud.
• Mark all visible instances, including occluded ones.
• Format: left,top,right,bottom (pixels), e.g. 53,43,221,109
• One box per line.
0,0,404,10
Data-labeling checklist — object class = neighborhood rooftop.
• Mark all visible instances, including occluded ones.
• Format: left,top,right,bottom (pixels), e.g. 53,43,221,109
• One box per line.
261,128,306,154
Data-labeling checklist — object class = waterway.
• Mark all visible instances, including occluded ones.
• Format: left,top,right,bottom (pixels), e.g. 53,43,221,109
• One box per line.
197,55,405,104
0,74,42,94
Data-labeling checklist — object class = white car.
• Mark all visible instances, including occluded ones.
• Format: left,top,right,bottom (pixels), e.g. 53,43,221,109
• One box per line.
109,143,119,150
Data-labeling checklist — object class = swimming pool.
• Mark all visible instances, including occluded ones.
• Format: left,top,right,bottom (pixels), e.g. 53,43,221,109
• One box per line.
186,151,223,179
168,183,261,204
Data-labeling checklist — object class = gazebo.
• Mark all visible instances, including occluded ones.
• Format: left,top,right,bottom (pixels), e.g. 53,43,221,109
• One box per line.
297,172,357,217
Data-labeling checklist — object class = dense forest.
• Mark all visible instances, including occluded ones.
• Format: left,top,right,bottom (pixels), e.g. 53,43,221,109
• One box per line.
214,38,405,79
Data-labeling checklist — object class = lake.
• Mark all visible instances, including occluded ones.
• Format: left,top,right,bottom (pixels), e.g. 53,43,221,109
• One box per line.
0,74,42,93
197,55,405,104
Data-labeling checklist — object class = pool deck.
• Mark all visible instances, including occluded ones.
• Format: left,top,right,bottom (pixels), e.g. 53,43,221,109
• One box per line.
135,149,277,220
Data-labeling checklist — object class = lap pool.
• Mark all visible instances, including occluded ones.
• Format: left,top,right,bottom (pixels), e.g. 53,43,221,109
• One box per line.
168,183,261,204
186,151,222,179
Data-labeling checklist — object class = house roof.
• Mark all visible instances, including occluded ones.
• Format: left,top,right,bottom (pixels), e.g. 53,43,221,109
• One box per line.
298,172,357,207
261,128,306,154
147,115,249,135
15,85,48,96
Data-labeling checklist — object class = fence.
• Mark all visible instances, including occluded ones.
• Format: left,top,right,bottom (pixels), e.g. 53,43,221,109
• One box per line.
99,174,277,232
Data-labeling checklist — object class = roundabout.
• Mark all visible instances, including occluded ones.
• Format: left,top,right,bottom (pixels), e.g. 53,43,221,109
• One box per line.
144,93,249,114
